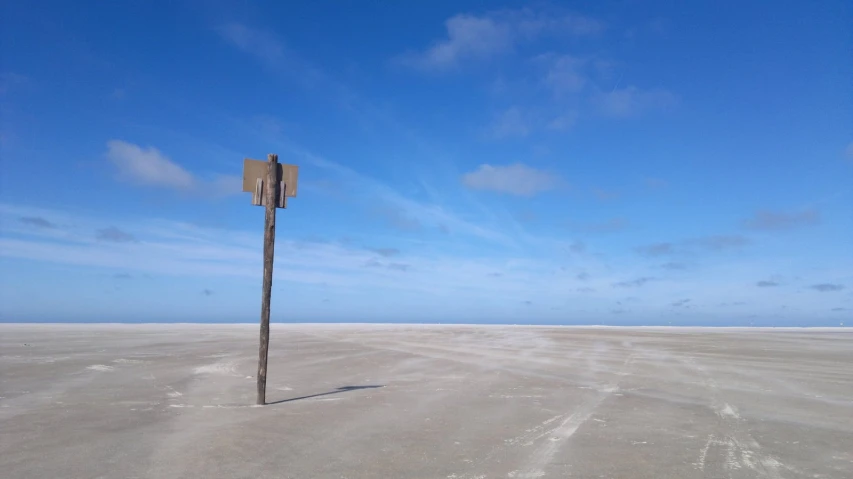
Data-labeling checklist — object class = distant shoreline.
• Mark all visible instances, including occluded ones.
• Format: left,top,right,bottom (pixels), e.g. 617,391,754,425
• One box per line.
0,322,848,331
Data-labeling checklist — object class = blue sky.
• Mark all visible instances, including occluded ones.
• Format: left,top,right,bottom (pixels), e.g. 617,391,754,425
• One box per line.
1,0,851,325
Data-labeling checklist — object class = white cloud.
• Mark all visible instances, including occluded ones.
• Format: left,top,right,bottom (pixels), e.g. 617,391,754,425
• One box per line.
217,24,327,89
399,9,602,71
462,163,560,196
594,86,679,118
230,115,523,246
542,54,587,95
294,148,516,246
106,140,195,189
218,24,284,65
548,112,578,131
511,8,603,37
399,14,512,71
742,209,820,231
105,140,241,197
487,107,530,139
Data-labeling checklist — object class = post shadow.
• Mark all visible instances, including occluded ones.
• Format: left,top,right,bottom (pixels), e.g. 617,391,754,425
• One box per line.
268,385,384,405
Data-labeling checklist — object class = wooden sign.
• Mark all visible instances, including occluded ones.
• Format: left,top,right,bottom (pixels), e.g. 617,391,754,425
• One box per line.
242,158,298,197
242,153,300,405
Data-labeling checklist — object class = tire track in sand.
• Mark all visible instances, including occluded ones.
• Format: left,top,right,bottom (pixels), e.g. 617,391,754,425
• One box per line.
509,353,637,478
682,356,787,479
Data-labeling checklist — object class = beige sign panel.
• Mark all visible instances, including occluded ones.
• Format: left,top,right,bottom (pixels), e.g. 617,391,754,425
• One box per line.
242,158,299,197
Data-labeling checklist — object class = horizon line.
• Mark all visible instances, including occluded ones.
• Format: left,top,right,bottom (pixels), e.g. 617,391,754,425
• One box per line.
0,322,848,330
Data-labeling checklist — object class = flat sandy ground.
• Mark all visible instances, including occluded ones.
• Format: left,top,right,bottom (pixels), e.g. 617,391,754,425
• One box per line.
1,324,851,479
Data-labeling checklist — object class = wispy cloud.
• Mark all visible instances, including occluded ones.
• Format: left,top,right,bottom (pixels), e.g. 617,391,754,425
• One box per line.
395,8,674,138
684,235,749,252
756,280,779,287
105,140,241,196
372,206,423,232
547,112,578,131
260,137,517,247
397,9,602,72
742,209,820,231
217,24,286,66
364,259,411,273
510,8,603,37
369,247,400,257
386,262,411,272
613,277,656,288
96,226,137,243
393,7,673,138
592,188,619,201
594,86,679,118
219,24,414,146
572,217,628,234
0,204,820,313
569,240,586,254
462,163,560,196
636,242,674,257
541,54,587,96
810,283,844,292
106,140,194,189
0,204,660,308
0,204,535,294
486,107,530,139
18,216,56,228
636,235,749,257
398,14,512,71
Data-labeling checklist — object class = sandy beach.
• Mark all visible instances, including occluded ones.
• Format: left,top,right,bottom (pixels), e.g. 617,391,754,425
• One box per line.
1,324,851,478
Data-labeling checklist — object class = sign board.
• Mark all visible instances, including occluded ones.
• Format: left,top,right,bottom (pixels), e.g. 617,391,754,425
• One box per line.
242,158,298,197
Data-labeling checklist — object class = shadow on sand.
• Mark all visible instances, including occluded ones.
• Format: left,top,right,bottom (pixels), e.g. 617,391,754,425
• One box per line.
268,385,384,405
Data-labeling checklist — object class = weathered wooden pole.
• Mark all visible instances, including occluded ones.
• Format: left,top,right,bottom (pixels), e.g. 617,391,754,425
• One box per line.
242,153,297,405
257,153,278,405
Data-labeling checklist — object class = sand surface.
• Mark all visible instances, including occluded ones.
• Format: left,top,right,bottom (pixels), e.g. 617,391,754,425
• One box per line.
1,324,851,478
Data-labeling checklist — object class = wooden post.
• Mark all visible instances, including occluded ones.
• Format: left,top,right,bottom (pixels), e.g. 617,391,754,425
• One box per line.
257,153,278,405
242,154,297,405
